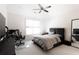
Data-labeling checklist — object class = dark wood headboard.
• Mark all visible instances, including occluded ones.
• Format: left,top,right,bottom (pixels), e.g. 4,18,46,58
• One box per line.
49,28,65,43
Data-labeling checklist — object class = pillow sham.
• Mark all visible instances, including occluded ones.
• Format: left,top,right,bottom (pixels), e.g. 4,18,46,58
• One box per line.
48,32,54,35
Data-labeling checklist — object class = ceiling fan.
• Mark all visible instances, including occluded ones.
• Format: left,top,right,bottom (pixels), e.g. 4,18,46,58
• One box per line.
33,4,52,13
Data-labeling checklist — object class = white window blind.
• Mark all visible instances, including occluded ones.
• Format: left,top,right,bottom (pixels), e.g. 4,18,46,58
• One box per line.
26,20,40,35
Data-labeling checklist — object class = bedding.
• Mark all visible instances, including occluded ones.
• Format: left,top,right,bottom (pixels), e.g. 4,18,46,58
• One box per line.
32,34,61,50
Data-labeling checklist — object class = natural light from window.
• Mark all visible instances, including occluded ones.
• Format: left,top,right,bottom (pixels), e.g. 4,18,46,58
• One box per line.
26,19,40,35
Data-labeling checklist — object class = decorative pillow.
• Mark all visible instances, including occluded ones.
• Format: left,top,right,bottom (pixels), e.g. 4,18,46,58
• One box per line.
48,32,54,35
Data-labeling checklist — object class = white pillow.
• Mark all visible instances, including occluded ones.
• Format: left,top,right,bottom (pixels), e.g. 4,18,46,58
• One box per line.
48,32,54,35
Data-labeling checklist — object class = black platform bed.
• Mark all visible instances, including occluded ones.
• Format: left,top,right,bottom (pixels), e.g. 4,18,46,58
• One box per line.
33,28,69,51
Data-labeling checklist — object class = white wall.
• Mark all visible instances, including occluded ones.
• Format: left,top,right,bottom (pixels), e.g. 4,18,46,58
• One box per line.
7,12,26,35
0,4,7,25
45,4,79,41
7,4,48,36
7,4,79,41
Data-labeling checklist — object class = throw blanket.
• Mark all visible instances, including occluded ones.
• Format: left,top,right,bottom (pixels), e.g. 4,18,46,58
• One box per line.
32,34,61,50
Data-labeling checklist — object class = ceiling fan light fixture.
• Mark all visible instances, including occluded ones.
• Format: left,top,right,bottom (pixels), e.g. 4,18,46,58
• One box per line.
33,4,52,13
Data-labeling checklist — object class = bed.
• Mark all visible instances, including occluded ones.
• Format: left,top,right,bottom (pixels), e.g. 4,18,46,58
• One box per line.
32,28,65,50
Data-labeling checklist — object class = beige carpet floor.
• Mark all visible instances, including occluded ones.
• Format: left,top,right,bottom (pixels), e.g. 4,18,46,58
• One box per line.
15,41,79,55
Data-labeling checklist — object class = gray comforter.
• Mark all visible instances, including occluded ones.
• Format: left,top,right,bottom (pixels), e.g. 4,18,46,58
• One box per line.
32,34,61,50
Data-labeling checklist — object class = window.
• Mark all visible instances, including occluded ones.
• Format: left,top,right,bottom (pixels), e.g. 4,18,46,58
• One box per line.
26,19,40,35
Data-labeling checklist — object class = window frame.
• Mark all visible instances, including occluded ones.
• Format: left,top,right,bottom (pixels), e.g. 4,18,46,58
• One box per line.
26,19,41,35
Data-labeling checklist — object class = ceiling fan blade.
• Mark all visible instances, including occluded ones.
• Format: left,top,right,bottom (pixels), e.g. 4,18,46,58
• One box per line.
43,9,48,12
33,9,40,10
38,4,42,8
46,5,51,8
39,10,42,13
38,4,44,9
